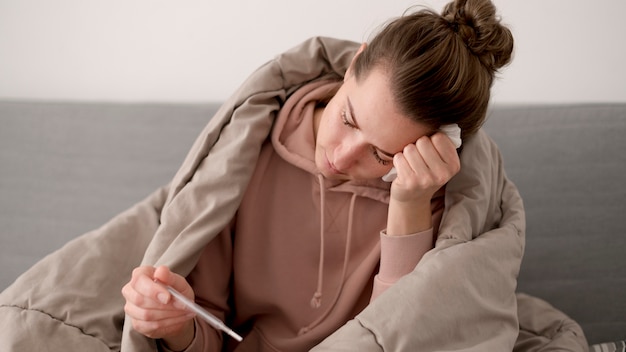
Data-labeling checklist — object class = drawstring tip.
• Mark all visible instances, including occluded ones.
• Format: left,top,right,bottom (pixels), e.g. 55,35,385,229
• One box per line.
310,292,322,309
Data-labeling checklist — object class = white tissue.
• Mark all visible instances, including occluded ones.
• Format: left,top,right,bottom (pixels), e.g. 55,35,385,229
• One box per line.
381,168,398,182
439,123,462,149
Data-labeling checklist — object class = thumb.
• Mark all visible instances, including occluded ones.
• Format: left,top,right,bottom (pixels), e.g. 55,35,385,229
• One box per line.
151,266,176,304
154,265,194,301
154,265,175,285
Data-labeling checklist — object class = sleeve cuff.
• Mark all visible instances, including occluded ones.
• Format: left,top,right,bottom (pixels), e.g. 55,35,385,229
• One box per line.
377,228,434,284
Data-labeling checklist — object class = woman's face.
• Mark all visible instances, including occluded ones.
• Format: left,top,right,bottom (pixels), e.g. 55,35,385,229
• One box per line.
314,67,430,181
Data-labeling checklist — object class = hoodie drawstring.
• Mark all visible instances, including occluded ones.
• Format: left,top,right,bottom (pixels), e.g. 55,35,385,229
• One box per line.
302,174,357,335
310,174,326,309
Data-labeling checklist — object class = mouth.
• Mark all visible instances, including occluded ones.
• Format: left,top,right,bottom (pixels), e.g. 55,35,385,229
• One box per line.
325,155,343,176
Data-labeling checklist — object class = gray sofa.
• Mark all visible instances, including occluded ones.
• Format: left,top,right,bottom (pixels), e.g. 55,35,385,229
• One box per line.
1,100,624,348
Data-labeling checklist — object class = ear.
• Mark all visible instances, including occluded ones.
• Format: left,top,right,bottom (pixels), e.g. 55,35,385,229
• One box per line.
344,43,367,81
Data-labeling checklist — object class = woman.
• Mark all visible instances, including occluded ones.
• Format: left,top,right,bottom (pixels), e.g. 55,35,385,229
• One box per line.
0,0,589,350
122,0,515,350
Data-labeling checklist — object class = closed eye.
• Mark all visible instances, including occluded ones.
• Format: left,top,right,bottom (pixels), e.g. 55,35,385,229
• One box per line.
343,107,392,166
341,109,357,129
371,147,392,165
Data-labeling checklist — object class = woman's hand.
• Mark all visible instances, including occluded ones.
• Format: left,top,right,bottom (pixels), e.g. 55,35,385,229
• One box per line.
386,132,460,236
390,132,461,204
122,265,196,350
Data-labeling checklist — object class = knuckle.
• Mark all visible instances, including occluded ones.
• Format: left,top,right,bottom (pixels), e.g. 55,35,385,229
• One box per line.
415,177,430,189
128,305,155,322
131,319,142,332
123,302,132,315
138,308,154,321
432,132,447,143
133,291,146,307
418,135,431,144
144,321,162,336
435,175,448,185
125,287,147,307
133,265,153,278
132,320,155,336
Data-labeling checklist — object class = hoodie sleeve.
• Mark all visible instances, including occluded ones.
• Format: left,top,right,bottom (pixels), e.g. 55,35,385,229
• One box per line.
371,191,445,300
371,228,433,300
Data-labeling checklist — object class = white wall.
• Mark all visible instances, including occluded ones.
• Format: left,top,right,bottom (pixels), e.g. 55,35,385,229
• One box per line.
0,0,624,105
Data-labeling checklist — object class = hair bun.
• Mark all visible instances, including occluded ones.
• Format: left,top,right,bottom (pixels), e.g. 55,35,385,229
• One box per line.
442,0,513,71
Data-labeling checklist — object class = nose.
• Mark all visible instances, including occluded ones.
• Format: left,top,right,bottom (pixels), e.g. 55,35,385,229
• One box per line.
333,141,363,171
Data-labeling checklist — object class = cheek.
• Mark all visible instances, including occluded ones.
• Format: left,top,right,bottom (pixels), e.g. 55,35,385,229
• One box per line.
317,110,340,145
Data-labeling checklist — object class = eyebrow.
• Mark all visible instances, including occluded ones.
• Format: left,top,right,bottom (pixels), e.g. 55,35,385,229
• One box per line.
348,97,396,159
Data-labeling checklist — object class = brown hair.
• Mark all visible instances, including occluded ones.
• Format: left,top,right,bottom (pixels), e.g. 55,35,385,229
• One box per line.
352,0,514,139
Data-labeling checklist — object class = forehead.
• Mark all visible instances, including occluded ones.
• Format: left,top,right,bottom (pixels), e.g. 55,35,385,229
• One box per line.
344,69,429,152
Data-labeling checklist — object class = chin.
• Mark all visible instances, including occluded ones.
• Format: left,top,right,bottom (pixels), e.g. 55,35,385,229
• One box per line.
318,167,350,181
330,173,352,181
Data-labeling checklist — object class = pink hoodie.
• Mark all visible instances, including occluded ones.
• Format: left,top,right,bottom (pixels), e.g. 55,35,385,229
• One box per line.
162,79,445,352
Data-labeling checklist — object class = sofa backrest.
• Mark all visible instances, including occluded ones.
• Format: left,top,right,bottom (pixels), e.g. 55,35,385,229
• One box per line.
484,104,626,345
1,101,624,345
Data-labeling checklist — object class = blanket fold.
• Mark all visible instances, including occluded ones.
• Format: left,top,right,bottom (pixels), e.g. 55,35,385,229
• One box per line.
0,36,588,352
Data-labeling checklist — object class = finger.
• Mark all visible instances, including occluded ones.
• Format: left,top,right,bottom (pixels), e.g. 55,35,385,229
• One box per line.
125,299,194,323
414,136,440,169
392,149,425,185
390,152,410,182
133,269,172,306
430,133,461,177
130,266,156,286
401,140,429,176
154,266,186,292
122,281,176,311
417,135,460,173
403,137,456,189
431,133,461,165
129,310,195,338
416,136,453,177
123,267,163,309
154,266,195,301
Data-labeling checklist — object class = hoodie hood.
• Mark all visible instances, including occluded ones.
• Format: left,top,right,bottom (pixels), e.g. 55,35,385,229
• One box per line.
271,78,393,204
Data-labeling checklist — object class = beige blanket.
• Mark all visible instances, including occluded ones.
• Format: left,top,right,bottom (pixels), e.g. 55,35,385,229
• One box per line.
0,37,587,351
